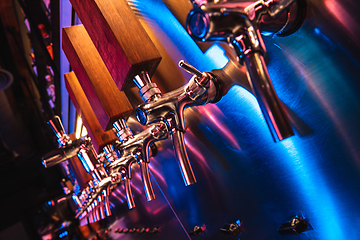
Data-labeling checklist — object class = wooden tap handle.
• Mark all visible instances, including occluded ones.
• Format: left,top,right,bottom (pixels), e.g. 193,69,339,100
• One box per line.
69,0,162,90
62,25,133,131
67,133,93,188
65,71,118,153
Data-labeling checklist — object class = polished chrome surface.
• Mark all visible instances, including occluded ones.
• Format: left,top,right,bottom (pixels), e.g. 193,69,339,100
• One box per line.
133,62,221,186
186,0,297,141
42,116,90,167
47,115,72,146
114,121,169,201
99,0,360,239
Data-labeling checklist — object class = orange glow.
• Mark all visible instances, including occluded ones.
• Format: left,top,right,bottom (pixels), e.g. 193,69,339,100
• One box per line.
325,0,360,47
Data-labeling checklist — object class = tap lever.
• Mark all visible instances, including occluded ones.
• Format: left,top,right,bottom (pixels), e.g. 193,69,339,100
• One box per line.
180,60,211,101
48,115,71,146
179,60,203,78
42,147,78,168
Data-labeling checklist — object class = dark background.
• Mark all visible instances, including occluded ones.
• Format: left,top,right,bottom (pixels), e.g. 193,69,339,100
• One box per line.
0,0,63,238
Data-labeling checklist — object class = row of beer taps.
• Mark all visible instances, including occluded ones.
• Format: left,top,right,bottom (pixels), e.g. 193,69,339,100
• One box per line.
42,60,222,224
42,0,306,224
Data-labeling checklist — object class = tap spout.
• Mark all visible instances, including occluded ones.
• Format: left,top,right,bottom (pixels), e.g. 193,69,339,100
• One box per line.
133,66,221,186
172,128,196,185
186,3,297,141
113,120,168,201
243,51,293,141
42,138,87,167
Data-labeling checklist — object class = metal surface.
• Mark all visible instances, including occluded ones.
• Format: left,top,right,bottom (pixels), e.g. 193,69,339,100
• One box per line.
186,0,298,142
55,0,360,239
95,0,360,239
133,63,221,187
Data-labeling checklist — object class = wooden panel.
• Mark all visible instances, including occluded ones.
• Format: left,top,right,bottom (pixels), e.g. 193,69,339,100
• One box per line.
69,0,162,90
69,156,92,188
62,25,133,130
65,72,118,153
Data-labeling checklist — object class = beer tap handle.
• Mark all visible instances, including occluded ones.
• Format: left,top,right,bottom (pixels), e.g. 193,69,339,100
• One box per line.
48,115,71,146
179,60,203,78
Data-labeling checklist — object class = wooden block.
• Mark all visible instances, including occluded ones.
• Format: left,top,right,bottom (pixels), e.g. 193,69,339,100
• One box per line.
68,156,93,188
65,72,118,153
62,25,133,130
69,0,162,90
66,133,93,188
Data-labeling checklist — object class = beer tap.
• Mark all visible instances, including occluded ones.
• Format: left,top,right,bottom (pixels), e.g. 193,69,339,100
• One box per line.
77,118,168,215
42,115,91,168
75,144,139,216
186,0,306,141
102,143,138,209
75,176,113,219
72,148,114,220
43,115,114,220
133,62,222,186
112,119,168,202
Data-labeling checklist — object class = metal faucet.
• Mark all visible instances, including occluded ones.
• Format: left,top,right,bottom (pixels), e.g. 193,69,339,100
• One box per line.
75,176,113,219
75,139,148,214
133,62,222,186
43,116,114,220
113,119,168,201
186,0,307,141
74,118,168,215
42,115,91,167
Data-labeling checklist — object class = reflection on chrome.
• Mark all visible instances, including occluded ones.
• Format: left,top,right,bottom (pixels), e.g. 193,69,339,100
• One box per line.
186,0,307,141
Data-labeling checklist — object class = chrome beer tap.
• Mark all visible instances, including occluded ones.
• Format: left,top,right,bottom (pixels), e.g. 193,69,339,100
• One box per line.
75,139,144,218
75,176,113,219
112,119,168,202
42,116,114,220
42,115,91,167
186,0,306,141
102,142,138,209
133,62,222,186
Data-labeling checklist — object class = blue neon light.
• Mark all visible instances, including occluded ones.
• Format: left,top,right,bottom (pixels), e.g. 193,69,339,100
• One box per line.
127,2,360,239
59,230,68,238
